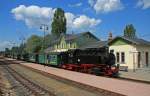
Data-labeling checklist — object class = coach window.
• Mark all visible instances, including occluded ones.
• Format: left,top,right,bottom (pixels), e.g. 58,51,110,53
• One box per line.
116,52,120,63
121,52,125,63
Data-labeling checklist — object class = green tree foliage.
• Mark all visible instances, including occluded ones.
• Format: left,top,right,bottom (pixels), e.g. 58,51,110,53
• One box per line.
11,46,19,53
25,35,42,53
51,8,66,37
5,48,10,52
44,34,54,48
124,24,136,38
5,48,10,55
18,43,26,54
9,46,19,57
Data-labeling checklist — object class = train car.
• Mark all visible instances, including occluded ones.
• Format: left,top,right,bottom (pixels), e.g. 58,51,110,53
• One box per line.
46,52,68,67
38,54,46,64
28,53,39,63
12,53,21,60
21,53,29,61
17,47,118,77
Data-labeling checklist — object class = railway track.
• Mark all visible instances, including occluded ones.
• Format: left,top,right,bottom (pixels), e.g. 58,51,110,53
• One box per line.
1,59,125,96
1,57,150,96
16,63,125,96
0,61,56,96
4,57,150,85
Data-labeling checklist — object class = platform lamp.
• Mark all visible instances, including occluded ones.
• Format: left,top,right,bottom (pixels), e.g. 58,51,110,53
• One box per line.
40,24,49,63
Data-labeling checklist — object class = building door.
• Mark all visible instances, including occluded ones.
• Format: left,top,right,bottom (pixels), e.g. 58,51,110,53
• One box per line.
138,52,141,68
146,52,149,67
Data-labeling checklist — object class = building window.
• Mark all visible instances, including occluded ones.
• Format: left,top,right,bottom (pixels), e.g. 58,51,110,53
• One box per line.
121,52,125,63
56,45,57,49
138,52,141,68
64,43,66,49
56,44,58,49
71,43,73,48
116,52,120,63
146,52,149,67
62,43,64,48
74,44,76,48
57,44,59,49
68,42,70,48
87,34,90,38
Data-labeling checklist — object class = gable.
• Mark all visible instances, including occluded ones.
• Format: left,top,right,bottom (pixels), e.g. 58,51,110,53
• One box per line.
110,38,131,46
83,32,99,41
45,32,100,52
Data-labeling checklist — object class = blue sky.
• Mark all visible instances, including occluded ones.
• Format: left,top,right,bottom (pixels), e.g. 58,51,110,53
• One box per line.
0,0,150,51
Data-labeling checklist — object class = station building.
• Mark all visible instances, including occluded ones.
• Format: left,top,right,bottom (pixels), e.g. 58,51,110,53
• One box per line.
108,36,150,70
45,32,102,53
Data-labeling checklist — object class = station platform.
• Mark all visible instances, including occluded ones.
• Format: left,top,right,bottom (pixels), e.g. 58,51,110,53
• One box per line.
5,58,150,96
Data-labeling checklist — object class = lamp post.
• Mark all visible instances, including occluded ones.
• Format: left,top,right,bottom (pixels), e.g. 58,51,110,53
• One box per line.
40,24,49,63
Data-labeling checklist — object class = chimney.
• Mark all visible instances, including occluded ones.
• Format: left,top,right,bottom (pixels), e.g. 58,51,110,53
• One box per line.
108,32,113,42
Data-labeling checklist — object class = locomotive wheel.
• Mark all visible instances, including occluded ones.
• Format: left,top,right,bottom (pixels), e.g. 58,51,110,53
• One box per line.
112,72,119,78
91,67,104,76
87,69,93,74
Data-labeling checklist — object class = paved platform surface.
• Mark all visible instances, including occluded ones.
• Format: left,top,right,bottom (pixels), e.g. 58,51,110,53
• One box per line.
120,69,150,82
5,58,150,96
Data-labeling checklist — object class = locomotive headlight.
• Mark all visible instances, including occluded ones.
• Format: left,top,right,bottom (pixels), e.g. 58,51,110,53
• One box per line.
111,66,116,70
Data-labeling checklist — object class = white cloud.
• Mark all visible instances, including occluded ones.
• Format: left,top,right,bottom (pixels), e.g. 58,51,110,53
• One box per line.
12,5,101,33
11,5,55,28
137,0,150,9
65,12,101,32
73,15,101,29
65,12,76,30
88,0,124,13
88,0,96,6
68,2,82,7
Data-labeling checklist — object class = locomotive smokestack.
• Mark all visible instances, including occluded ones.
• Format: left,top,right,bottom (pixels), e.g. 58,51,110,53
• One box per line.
108,32,113,42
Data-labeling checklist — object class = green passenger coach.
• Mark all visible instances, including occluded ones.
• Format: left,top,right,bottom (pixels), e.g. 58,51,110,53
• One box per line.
47,53,61,66
46,52,68,67
38,54,46,64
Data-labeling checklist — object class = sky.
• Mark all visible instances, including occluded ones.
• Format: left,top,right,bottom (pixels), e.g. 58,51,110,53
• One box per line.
0,0,150,51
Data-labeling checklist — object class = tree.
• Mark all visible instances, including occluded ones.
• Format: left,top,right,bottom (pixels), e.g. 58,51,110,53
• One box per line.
51,8,66,37
5,48,10,56
11,46,19,53
25,35,42,53
18,43,26,54
124,24,136,38
44,34,54,48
